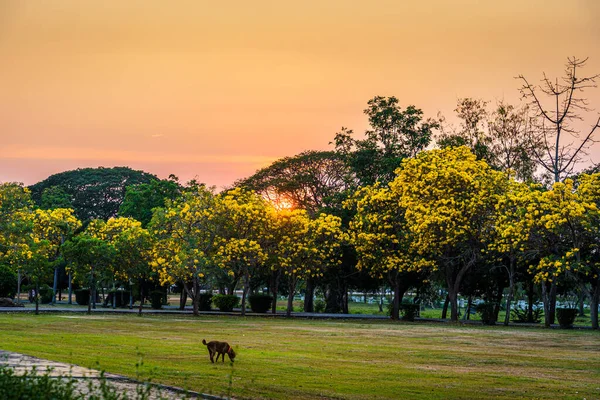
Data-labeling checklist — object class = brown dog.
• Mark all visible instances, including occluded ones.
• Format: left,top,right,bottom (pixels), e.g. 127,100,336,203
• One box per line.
202,339,236,363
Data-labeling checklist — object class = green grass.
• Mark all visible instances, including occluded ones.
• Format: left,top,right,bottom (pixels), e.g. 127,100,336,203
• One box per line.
0,314,599,399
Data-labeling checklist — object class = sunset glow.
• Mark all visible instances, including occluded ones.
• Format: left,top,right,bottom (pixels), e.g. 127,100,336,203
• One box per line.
1,0,599,187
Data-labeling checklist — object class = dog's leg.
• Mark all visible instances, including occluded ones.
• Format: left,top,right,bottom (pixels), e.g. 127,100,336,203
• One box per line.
209,350,215,363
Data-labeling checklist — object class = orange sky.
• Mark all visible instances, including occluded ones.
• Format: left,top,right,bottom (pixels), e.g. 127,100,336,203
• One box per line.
1,0,599,188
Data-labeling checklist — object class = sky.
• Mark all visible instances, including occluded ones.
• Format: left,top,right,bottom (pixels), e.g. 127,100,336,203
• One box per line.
1,0,599,188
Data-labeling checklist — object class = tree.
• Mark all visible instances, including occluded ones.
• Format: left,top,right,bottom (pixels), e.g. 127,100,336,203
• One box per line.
0,183,34,303
29,167,157,221
237,151,352,216
348,184,433,319
31,208,81,305
574,173,600,329
87,217,153,313
517,57,600,183
527,176,600,327
488,102,538,182
437,99,538,182
393,146,507,321
119,176,182,227
437,98,494,164
270,210,344,317
62,234,116,314
332,96,438,186
215,188,271,316
489,180,535,325
150,186,222,316
39,186,73,210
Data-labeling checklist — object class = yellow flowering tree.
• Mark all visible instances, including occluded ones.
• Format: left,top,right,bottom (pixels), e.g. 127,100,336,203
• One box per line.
149,186,222,316
575,173,600,329
0,183,34,302
215,188,271,316
31,208,81,305
527,177,600,327
393,146,507,321
87,217,153,313
348,184,433,320
270,210,344,317
489,180,535,325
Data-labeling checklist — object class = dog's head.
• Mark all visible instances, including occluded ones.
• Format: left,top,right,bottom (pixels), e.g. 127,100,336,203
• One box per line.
228,347,236,360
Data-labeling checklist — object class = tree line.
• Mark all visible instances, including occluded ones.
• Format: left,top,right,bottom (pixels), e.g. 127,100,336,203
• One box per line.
1,57,599,328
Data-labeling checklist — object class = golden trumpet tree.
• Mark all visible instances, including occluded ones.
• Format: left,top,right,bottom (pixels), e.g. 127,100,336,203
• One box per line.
215,188,272,316
392,146,507,321
348,184,434,320
31,208,81,308
87,217,153,313
526,178,599,327
270,209,344,317
149,186,222,316
489,180,535,325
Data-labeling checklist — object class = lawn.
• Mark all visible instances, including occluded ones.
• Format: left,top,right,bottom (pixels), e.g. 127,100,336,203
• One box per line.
0,314,599,399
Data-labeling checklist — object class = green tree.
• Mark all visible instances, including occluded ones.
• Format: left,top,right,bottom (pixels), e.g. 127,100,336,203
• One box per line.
29,167,157,221
119,175,182,227
62,234,116,314
332,96,438,186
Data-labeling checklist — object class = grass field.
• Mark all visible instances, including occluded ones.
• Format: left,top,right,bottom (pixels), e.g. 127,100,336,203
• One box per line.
0,314,599,399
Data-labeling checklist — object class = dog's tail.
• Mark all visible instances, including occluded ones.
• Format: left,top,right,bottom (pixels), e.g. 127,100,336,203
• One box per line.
202,339,207,345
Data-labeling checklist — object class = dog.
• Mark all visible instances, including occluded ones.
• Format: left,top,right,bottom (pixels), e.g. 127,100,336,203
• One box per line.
202,339,236,363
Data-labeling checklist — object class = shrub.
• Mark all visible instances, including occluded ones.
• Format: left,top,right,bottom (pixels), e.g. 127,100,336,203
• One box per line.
511,305,542,323
476,302,497,325
248,294,273,313
556,308,578,329
213,294,239,312
199,292,213,311
399,303,420,321
0,265,17,299
149,290,166,309
75,289,90,306
38,285,54,304
314,299,326,313
106,290,132,308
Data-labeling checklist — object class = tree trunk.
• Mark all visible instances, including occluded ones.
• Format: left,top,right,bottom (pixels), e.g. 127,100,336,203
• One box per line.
68,272,73,305
304,278,315,312
527,280,534,322
590,280,599,330
35,281,40,315
465,296,473,321
270,270,279,314
541,280,557,327
448,289,459,322
504,280,514,326
494,286,504,322
179,289,187,310
241,270,250,316
16,270,22,304
129,285,134,309
391,281,401,320
342,284,349,314
286,278,296,317
52,267,59,305
192,277,199,316
441,294,450,319
138,278,144,315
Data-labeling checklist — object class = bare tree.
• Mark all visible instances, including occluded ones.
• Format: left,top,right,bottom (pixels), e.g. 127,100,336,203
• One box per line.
517,57,600,183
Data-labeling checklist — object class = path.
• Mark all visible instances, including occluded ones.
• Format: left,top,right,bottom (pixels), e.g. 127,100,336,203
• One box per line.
0,350,223,400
